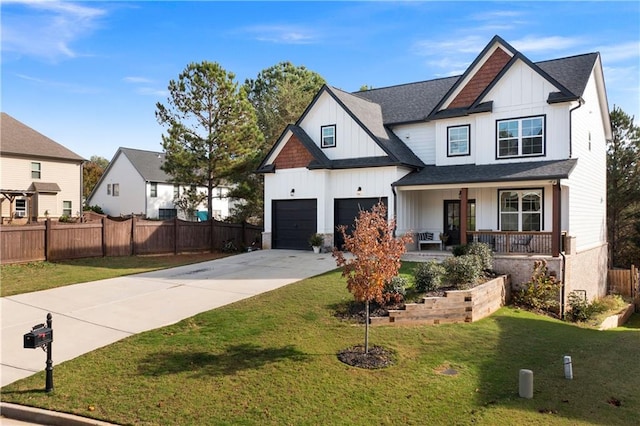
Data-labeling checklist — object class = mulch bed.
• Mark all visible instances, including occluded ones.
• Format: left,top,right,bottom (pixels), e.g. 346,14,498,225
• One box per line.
337,345,396,369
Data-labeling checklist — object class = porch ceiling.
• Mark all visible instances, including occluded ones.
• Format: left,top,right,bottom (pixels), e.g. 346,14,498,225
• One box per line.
392,159,577,188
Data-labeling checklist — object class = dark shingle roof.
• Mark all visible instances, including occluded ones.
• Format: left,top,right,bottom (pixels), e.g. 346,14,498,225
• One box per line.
393,159,578,187
118,147,171,182
0,112,84,162
355,53,597,125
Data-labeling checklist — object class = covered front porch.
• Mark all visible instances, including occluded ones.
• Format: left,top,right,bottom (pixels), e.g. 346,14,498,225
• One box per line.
393,160,577,257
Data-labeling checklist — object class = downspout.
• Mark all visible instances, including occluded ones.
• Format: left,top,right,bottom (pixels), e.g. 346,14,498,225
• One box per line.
391,185,398,238
558,181,567,319
568,98,584,158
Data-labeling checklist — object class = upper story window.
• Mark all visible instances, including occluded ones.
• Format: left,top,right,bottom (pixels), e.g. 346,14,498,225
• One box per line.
107,184,111,195
499,189,542,231
113,183,120,197
497,116,545,158
150,182,158,198
31,162,41,179
173,185,180,199
321,125,336,148
447,125,470,157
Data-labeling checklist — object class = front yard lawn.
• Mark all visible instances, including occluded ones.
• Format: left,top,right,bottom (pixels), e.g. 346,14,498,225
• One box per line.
2,268,639,425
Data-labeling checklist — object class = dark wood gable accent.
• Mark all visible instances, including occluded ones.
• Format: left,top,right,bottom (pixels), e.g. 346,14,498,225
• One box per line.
448,47,512,109
273,134,315,169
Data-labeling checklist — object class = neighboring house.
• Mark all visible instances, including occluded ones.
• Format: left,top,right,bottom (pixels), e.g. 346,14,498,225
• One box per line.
87,147,232,220
257,36,611,303
0,112,84,222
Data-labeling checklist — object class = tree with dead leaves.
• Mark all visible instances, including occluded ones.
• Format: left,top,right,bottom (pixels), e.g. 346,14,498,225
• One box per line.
333,202,412,353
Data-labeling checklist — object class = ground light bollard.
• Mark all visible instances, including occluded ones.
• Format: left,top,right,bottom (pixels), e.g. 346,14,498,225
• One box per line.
519,369,533,399
23,313,54,392
564,355,573,379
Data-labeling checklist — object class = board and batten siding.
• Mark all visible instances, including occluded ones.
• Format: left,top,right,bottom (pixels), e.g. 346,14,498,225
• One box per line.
565,70,608,250
0,156,81,217
391,124,436,165
299,91,387,160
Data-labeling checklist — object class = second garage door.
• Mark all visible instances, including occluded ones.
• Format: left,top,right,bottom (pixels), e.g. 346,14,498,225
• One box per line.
272,199,317,250
334,197,388,250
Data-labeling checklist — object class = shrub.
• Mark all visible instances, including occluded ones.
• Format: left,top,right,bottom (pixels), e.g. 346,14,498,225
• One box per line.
58,214,71,223
566,293,627,323
452,244,468,256
442,255,483,289
512,260,561,313
86,205,104,214
566,291,591,322
465,242,493,270
414,260,445,292
383,276,408,304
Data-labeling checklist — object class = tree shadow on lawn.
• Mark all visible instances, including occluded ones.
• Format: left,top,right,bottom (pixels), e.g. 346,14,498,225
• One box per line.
476,309,640,425
138,343,309,378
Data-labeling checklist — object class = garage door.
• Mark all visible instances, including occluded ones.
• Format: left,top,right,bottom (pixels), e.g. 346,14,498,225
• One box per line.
272,199,317,250
334,197,388,250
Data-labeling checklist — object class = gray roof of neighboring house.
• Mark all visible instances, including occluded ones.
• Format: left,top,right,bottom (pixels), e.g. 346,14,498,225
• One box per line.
393,159,578,187
0,112,85,162
118,147,171,182
355,53,598,125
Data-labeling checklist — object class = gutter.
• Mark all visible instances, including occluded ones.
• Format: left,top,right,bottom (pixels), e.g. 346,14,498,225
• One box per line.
568,98,584,158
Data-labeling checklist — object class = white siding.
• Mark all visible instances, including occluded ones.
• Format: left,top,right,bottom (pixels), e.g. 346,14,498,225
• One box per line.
0,156,82,218
392,123,436,165
565,70,607,250
299,91,386,160
264,166,410,234
88,154,146,216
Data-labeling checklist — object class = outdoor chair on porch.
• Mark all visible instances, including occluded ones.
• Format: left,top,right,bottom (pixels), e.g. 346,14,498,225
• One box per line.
417,232,442,251
511,235,534,253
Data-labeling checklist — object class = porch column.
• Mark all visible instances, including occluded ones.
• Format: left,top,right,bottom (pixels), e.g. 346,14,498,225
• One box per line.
460,187,468,245
552,182,561,257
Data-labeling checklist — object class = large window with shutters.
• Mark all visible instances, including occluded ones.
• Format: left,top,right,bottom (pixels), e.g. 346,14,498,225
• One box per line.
499,189,542,231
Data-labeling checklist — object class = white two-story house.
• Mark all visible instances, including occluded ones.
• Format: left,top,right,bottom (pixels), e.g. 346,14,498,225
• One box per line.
87,147,232,221
258,36,611,303
0,113,85,222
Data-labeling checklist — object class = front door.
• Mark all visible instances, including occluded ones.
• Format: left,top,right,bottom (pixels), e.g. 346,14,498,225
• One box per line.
443,199,476,246
444,200,460,246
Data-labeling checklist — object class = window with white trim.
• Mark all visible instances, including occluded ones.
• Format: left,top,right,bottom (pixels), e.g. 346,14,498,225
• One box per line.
499,189,542,231
113,183,119,196
497,116,544,158
321,125,336,148
447,125,470,156
15,199,27,217
107,184,111,195
31,162,41,179
63,201,72,217
150,182,157,198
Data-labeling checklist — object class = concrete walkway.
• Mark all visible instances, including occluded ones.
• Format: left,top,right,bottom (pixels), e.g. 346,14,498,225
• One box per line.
1,250,338,388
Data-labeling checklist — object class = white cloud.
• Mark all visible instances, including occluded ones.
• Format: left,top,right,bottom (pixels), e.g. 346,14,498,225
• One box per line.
241,24,319,44
14,72,101,94
510,36,584,53
597,41,640,63
124,77,154,84
136,87,168,97
1,0,106,62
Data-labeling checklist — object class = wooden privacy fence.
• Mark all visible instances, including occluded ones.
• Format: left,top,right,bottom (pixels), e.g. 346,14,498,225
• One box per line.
608,265,639,298
0,217,262,264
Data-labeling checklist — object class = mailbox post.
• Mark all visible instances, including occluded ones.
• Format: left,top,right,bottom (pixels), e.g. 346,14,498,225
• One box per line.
23,313,54,392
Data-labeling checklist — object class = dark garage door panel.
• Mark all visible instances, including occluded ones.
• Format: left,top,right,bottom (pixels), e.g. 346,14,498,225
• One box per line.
334,197,388,250
273,199,317,250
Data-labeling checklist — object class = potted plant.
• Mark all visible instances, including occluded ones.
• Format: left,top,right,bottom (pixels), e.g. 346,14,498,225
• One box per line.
309,233,323,254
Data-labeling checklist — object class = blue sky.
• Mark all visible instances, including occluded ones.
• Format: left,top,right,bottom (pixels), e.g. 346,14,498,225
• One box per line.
2,1,639,161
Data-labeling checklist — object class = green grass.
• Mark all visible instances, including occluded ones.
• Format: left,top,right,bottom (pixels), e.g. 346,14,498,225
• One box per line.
2,266,639,426
0,252,228,297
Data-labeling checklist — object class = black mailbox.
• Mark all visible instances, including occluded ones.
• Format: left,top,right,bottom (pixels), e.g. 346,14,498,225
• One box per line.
24,324,53,349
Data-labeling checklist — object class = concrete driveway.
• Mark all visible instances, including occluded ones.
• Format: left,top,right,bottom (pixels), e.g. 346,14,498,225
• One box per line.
1,249,338,387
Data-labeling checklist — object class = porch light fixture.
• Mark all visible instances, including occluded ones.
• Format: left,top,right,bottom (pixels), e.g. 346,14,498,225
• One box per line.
356,186,362,196
290,188,295,197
